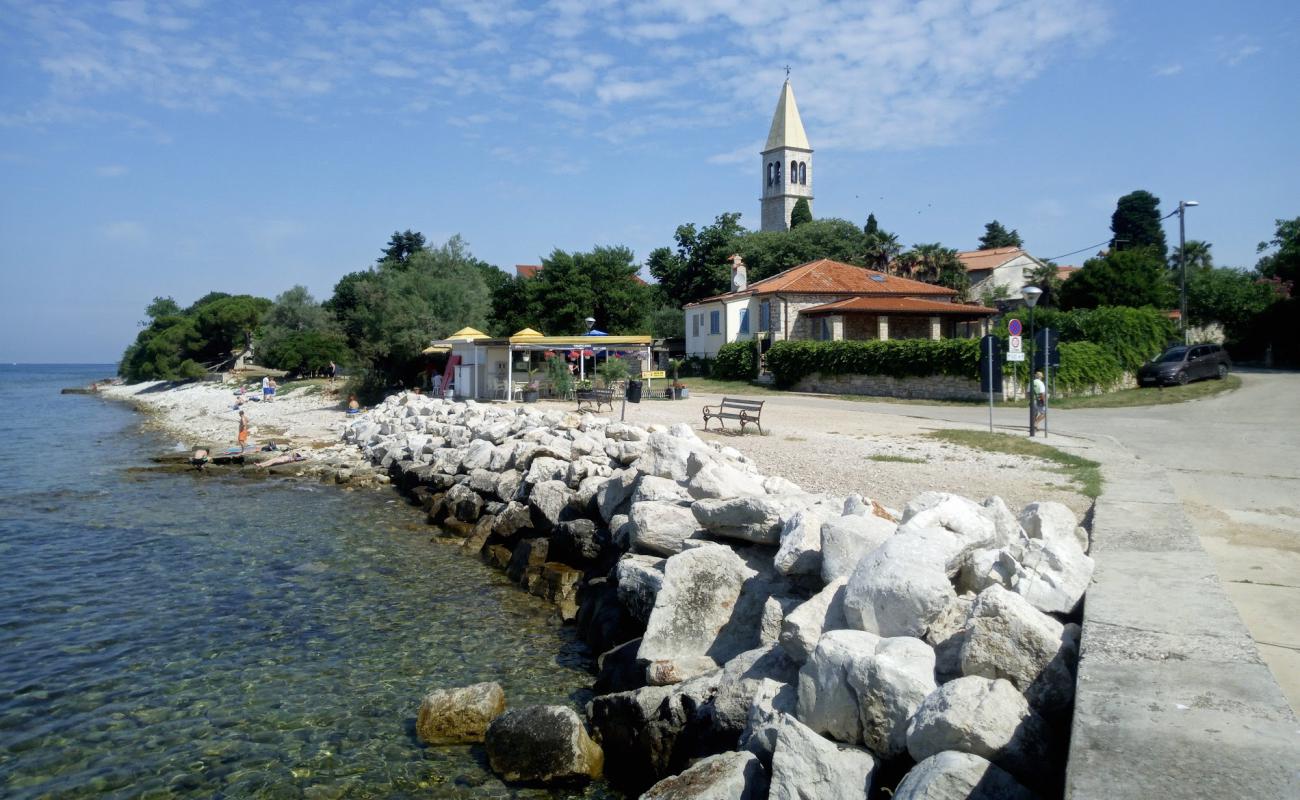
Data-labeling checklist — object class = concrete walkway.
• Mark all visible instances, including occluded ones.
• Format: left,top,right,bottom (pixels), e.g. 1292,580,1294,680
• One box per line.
701,373,1300,795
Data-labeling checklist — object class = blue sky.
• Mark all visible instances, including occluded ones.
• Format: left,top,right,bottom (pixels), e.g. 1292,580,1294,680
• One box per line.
1,0,1296,362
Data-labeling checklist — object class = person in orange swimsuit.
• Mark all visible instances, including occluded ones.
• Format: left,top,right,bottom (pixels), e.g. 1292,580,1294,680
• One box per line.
238,410,250,448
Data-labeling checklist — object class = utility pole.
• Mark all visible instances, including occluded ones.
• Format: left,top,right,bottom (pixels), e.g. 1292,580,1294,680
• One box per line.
1178,200,1199,345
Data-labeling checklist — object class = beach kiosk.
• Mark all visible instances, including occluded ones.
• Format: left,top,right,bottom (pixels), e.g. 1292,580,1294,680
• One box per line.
425,327,653,401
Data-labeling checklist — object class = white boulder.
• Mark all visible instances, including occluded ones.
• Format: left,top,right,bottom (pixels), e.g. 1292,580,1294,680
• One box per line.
779,578,848,664
893,751,1034,800
819,514,895,583
795,629,880,744
769,714,876,800
960,584,1080,713
842,528,958,637
846,636,937,758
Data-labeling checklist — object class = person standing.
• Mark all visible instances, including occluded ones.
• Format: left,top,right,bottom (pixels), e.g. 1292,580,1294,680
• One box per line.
1031,370,1047,431
432,372,444,398
328,361,337,385
238,410,250,449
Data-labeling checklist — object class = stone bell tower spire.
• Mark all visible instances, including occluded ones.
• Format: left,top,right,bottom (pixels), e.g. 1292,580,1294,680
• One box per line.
760,77,813,232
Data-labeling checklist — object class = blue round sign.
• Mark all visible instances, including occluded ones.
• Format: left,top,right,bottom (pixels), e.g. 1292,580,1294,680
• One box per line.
1008,319,1023,336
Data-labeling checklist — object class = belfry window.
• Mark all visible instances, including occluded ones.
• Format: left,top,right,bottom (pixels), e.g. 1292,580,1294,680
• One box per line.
799,162,807,185
775,161,782,184
767,162,774,186
790,160,798,182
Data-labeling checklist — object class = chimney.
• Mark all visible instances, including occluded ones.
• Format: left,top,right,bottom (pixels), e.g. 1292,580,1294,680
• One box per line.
730,254,747,292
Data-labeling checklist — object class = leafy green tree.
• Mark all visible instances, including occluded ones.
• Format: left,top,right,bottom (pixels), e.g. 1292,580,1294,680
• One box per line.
977,283,1013,307
325,270,380,348
645,305,684,339
1058,249,1177,310
1169,239,1213,272
647,212,745,304
119,313,205,381
1256,217,1300,285
734,218,869,282
258,286,350,375
864,213,879,235
977,220,1023,249
1111,190,1167,258
191,295,273,362
340,235,492,395
184,291,231,314
380,229,427,264
528,250,597,335
486,274,533,336
790,198,813,228
142,296,181,325
1186,267,1278,333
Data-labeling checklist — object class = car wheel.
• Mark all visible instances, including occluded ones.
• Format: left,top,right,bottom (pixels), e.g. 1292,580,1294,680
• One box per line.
1177,371,1190,386
1217,363,1228,380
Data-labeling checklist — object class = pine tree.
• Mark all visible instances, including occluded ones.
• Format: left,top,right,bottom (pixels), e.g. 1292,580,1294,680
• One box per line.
977,220,1023,249
1110,191,1167,258
864,213,879,235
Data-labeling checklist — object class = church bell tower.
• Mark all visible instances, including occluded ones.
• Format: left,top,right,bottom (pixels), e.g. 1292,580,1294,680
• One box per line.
760,78,813,232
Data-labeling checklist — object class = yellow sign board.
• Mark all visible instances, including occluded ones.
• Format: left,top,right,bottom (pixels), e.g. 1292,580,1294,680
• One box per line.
642,370,666,379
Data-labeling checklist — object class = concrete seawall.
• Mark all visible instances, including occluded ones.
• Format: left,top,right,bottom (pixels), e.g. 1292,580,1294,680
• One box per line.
1066,448,1300,797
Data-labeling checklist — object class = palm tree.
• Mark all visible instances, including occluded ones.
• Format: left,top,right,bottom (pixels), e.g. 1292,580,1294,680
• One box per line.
864,231,902,272
1169,239,1213,272
1025,259,1064,307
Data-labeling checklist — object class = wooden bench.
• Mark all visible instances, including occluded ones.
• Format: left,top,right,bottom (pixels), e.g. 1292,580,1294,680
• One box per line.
702,397,765,434
576,388,615,412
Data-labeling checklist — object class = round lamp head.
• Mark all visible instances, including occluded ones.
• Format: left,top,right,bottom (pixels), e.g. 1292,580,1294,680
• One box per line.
1021,285,1044,308
584,316,596,331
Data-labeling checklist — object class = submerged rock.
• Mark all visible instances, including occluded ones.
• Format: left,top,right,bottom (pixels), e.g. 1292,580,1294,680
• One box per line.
484,705,603,783
415,681,506,745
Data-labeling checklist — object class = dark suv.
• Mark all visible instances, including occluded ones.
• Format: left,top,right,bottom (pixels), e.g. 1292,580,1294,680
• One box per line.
1137,344,1231,387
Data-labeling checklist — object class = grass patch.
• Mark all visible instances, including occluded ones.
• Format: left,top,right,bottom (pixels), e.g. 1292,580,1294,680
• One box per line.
926,429,1103,499
868,454,927,464
1046,375,1240,408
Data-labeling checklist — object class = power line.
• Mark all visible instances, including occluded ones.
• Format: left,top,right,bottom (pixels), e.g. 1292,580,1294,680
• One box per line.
1047,211,1179,262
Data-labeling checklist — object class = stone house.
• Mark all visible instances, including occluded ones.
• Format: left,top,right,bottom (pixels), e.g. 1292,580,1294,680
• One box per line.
958,246,1052,301
683,258,996,359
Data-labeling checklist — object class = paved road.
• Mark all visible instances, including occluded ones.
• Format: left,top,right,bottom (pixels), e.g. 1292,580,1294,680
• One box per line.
770,372,1300,709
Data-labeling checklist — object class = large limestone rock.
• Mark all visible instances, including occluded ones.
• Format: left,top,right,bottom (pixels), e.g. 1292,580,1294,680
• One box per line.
843,528,958,637
1011,536,1094,615
893,751,1034,800
773,510,824,577
1018,500,1088,553
529,479,574,529
796,629,881,744
628,500,706,556
415,682,506,745
960,584,1080,713
615,554,665,624
779,578,848,664
691,496,787,545
820,514,896,582
525,455,569,486
597,469,638,521
460,438,495,471
641,751,768,800
632,475,692,505
769,715,876,800
898,492,999,548
687,456,767,500
638,544,754,680
707,645,800,737
905,676,1049,787
739,678,798,763
445,482,484,523
484,705,603,783
633,431,704,482
925,594,974,684
846,636,937,758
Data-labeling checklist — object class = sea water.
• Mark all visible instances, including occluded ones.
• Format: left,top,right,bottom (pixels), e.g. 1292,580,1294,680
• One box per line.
0,365,608,798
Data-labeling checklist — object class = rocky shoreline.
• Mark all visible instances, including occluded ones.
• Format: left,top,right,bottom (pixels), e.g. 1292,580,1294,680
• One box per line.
348,391,1095,798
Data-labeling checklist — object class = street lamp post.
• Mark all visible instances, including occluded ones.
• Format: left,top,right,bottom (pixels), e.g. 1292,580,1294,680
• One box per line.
1021,285,1043,437
1177,200,1199,345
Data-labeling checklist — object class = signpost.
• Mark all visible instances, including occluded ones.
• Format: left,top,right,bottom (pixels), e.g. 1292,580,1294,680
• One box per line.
979,335,1002,433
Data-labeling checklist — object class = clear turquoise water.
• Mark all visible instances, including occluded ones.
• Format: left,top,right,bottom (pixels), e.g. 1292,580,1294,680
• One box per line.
0,365,605,798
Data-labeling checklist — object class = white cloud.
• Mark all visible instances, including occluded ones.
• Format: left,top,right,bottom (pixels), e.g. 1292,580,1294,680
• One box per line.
95,164,129,177
371,61,419,79
1214,35,1262,66
1154,63,1183,77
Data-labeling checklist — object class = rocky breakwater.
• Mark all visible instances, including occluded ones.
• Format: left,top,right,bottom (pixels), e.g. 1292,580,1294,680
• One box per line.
344,392,1095,798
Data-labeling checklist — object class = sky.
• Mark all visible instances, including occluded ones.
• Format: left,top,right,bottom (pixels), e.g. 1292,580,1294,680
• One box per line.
1,0,1296,363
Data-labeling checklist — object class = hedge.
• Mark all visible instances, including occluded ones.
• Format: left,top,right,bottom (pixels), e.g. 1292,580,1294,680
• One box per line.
767,337,1122,394
714,340,758,380
766,339,980,388
991,306,1175,374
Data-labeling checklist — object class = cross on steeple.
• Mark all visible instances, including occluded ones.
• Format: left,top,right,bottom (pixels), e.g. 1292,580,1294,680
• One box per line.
784,64,791,79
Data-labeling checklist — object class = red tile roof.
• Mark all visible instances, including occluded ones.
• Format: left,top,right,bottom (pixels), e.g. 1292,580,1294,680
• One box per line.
1056,265,1080,281
516,263,648,285
801,296,997,316
956,247,1026,272
690,259,954,306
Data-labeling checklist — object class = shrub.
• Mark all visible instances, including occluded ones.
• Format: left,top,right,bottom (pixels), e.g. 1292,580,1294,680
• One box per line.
714,340,758,380
596,357,629,387
767,339,980,388
991,306,1175,373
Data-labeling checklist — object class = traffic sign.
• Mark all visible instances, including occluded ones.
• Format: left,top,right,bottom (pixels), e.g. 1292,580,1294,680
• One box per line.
1008,335,1022,353
1007,352,1026,362
643,370,666,379
1008,319,1023,336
